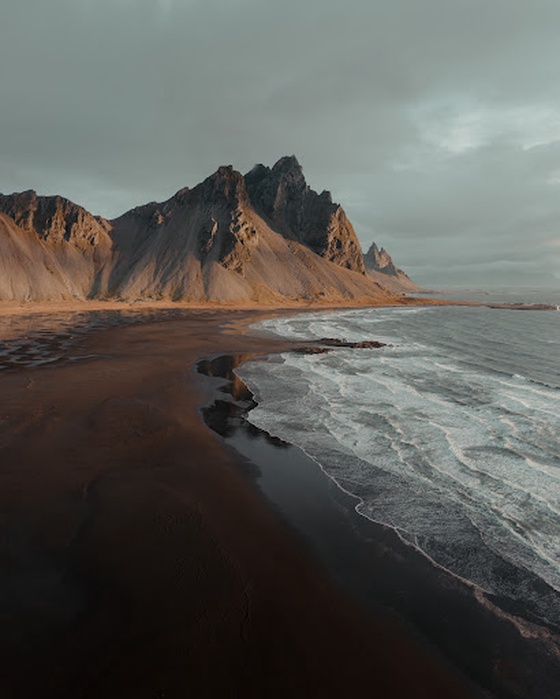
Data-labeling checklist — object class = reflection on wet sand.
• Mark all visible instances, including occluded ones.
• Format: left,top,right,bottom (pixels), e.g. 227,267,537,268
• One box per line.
0,308,192,372
198,354,289,448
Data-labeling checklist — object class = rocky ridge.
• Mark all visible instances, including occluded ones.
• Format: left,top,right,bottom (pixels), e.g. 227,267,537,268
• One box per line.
0,158,411,303
0,190,112,252
0,191,113,301
244,156,365,273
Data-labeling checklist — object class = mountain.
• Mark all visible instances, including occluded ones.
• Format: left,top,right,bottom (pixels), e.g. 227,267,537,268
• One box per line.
244,156,365,273
363,242,422,293
0,191,112,301
0,158,409,304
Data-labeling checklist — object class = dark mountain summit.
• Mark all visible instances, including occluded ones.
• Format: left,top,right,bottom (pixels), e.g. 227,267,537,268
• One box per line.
244,156,365,273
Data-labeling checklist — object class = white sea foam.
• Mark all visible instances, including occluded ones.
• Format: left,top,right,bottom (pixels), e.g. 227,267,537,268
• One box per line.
240,306,560,627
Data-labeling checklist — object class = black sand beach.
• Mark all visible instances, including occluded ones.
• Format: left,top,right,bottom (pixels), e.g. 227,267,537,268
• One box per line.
0,307,556,698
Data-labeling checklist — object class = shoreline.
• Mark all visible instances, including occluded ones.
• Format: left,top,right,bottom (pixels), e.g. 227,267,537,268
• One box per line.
196,338,560,698
0,306,481,698
0,304,557,697
0,296,428,318
0,293,555,329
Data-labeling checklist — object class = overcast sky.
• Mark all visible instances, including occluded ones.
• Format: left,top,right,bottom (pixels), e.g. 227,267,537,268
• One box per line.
1,0,560,287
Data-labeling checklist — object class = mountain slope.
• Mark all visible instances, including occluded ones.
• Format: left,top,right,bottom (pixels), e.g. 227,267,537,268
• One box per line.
0,190,113,300
106,166,385,303
0,212,87,301
0,159,411,304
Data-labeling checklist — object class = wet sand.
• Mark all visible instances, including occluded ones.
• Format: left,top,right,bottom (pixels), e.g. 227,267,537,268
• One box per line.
0,306,487,698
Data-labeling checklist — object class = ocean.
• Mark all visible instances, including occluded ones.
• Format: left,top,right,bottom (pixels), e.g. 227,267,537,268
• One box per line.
237,295,560,636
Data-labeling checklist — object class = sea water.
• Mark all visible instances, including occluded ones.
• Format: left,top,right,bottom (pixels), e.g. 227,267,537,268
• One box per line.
237,297,560,632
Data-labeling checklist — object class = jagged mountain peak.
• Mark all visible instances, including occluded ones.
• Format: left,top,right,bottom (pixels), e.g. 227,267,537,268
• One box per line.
244,155,364,273
247,154,303,177
0,190,113,301
270,154,306,184
364,242,400,277
245,156,307,211
0,189,111,249
4,188,38,201
273,154,302,170
362,241,420,292
195,165,250,208
115,167,251,231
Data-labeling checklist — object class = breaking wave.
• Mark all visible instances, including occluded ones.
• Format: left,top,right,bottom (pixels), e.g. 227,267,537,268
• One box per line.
238,305,560,630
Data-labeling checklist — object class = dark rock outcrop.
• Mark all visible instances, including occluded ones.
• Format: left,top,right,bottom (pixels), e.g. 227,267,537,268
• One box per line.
292,338,387,355
292,347,334,355
317,338,387,349
244,156,365,273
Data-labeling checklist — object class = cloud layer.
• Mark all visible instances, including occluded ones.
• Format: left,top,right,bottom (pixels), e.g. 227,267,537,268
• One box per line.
1,0,559,286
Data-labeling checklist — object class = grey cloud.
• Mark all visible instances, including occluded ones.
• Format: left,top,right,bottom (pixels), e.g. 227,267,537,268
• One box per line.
1,0,560,287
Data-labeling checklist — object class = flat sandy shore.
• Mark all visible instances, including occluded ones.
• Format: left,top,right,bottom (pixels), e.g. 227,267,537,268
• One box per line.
0,292,462,317
0,304,482,698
